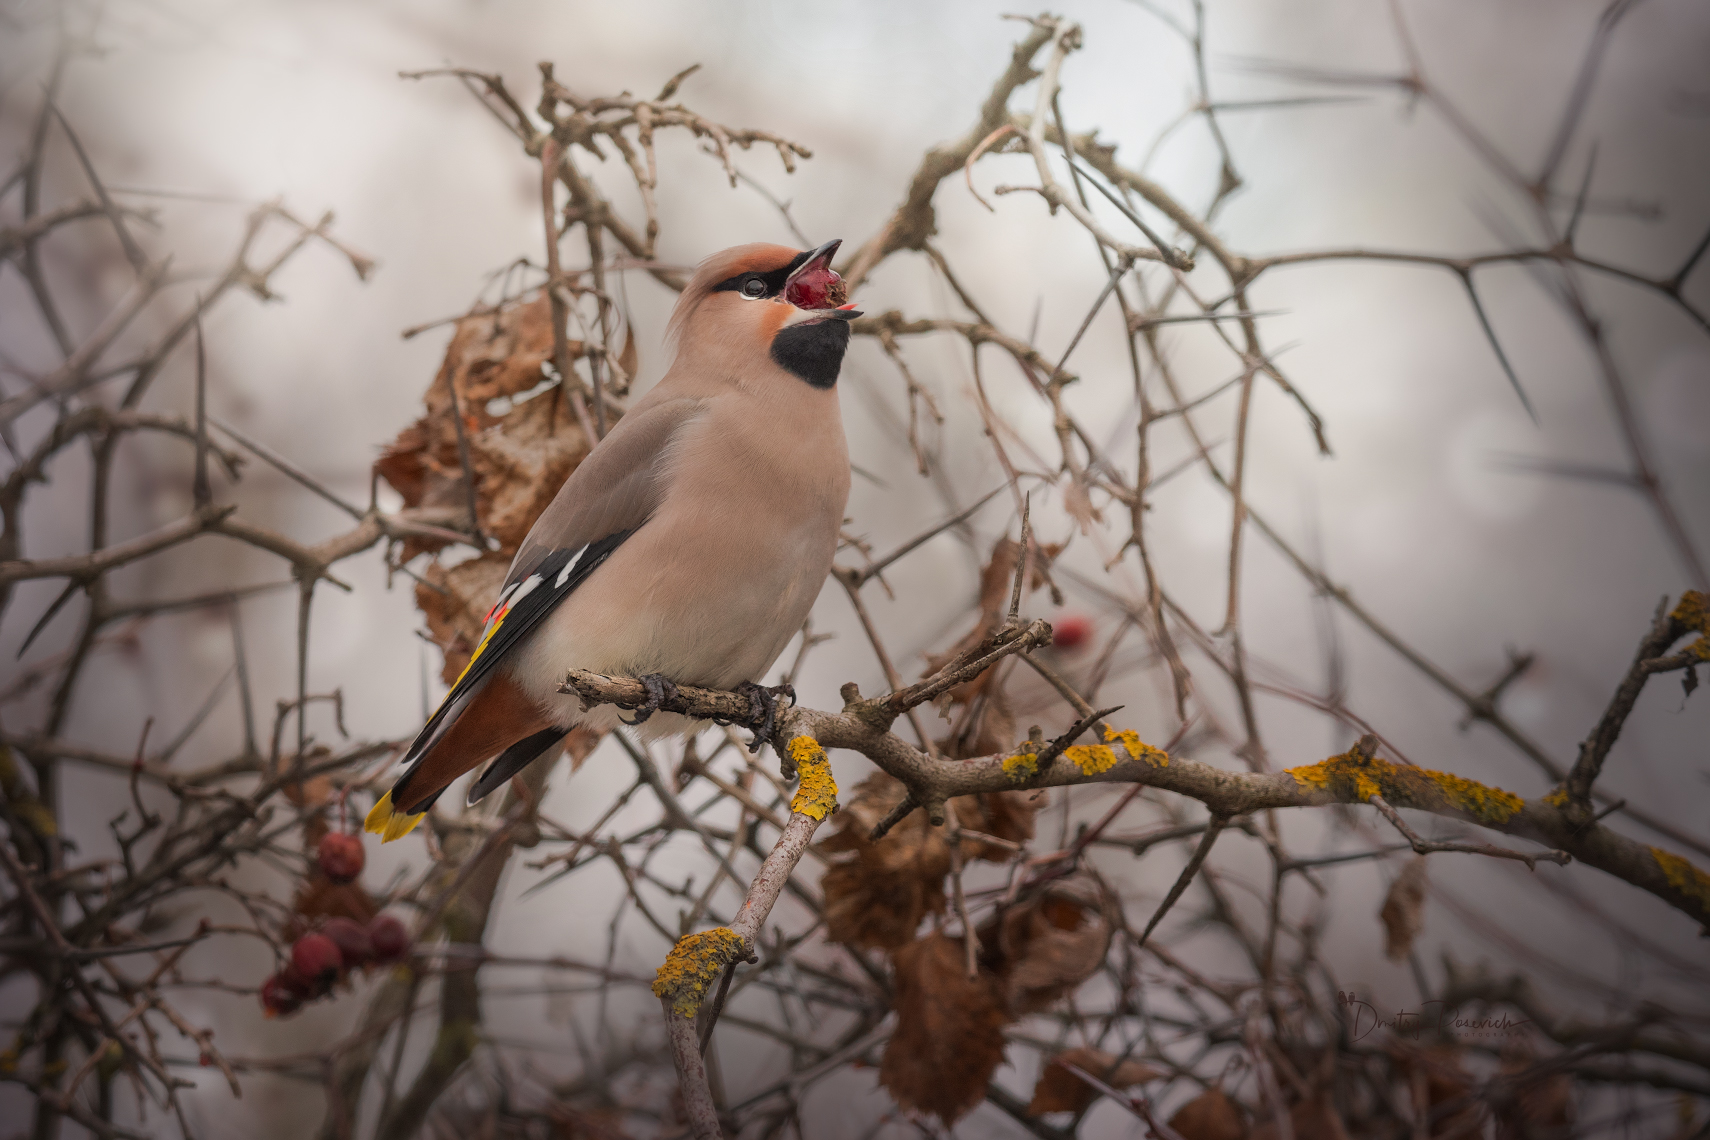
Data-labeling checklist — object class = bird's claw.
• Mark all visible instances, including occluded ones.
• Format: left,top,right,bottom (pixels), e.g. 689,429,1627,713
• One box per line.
736,681,795,755
627,673,681,726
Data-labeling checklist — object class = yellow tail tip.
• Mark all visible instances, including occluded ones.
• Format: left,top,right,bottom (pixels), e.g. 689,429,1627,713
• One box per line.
364,791,426,844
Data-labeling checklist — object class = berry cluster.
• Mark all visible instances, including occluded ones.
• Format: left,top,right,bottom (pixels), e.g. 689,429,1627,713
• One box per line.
261,914,410,1018
259,830,410,1018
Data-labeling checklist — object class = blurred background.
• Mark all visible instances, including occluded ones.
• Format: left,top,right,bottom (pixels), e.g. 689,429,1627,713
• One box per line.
2,0,1708,1136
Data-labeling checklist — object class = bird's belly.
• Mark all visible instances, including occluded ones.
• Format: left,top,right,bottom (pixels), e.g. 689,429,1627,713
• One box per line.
508,506,835,726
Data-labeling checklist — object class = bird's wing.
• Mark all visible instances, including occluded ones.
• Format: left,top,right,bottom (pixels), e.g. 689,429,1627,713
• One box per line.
379,397,704,809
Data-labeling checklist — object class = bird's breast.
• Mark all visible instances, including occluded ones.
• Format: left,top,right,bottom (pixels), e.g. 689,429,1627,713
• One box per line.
511,390,848,714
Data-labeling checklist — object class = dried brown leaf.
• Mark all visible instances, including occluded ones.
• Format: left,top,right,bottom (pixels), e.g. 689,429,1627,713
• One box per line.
953,788,1038,862
878,931,1009,1125
821,772,951,949
1167,1087,1245,1140
981,871,1113,1015
1025,1046,1164,1116
416,554,511,685
1249,1091,1353,1140
560,724,603,775
1062,477,1103,536
1495,1040,1574,1140
615,321,638,394
1386,1039,1480,1136
466,385,593,553
939,681,1039,861
376,294,590,560
291,874,377,930
1380,855,1429,962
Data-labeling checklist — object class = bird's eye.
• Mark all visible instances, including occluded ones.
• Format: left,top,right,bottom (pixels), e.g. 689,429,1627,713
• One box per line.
741,277,767,298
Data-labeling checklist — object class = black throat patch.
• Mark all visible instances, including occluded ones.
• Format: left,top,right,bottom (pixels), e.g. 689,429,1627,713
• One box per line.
770,319,852,389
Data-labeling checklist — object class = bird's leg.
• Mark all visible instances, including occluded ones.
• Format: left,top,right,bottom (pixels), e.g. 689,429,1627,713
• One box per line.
628,673,682,726
736,681,795,754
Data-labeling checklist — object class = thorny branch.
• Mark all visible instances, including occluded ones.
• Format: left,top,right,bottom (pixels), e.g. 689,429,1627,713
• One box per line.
4,6,1709,1140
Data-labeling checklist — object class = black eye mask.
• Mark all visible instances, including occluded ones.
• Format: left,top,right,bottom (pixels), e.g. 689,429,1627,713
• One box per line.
709,249,811,299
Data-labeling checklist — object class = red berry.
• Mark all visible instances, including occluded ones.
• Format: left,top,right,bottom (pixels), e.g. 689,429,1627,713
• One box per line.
291,932,343,986
275,963,318,999
317,832,365,884
320,917,373,970
260,974,302,1018
1051,614,1092,651
368,915,410,963
783,264,844,310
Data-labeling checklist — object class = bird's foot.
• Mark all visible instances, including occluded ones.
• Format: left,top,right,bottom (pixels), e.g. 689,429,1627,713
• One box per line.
736,681,795,755
627,673,681,726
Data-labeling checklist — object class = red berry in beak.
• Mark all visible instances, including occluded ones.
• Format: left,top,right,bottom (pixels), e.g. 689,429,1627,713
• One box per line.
1051,615,1092,651
368,914,410,963
291,932,343,988
783,239,848,310
316,832,365,884
784,264,844,310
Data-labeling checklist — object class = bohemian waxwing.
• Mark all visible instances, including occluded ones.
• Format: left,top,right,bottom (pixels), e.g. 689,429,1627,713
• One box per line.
367,240,858,842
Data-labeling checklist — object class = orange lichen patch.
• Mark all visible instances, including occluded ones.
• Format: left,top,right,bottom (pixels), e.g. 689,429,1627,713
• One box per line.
1103,726,1168,767
652,926,745,1017
787,737,838,821
1652,847,1710,912
1671,590,1710,661
1063,743,1118,776
1542,786,1570,808
1003,745,1039,782
1286,747,1523,825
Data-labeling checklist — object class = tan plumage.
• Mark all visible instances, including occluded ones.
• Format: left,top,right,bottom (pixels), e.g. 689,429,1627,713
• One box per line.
368,241,855,840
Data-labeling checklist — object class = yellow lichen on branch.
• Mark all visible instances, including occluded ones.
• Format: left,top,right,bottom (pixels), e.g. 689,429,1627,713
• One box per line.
1003,744,1039,782
1652,847,1710,912
1671,590,1710,661
787,736,838,820
1063,743,1117,775
652,926,745,1018
1287,746,1523,824
1103,726,1167,767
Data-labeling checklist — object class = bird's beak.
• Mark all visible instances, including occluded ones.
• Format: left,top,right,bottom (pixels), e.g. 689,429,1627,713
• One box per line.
781,239,861,328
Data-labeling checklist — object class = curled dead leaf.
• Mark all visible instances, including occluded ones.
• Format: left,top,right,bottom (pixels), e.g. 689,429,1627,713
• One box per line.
820,771,950,949
291,874,377,932
1386,1039,1480,1137
878,931,1009,1126
1167,1087,1245,1140
953,787,1039,863
1025,1046,1164,1116
1380,855,1429,962
416,554,510,685
1496,1039,1574,1140
937,673,1017,760
613,320,638,395
1249,1090,1353,1140
1062,477,1103,536
981,871,1114,1015
376,294,592,560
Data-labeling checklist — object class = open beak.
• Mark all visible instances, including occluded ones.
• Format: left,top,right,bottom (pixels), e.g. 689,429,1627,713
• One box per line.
781,239,861,326
786,239,842,289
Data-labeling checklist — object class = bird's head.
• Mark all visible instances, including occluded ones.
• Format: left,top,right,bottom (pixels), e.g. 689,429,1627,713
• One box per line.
668,240,861,389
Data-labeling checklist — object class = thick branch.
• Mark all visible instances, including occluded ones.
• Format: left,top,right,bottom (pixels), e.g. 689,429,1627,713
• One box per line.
565,673,1710,930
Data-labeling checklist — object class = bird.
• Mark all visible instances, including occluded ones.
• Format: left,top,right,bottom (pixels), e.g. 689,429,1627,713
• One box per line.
366,240,859,842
